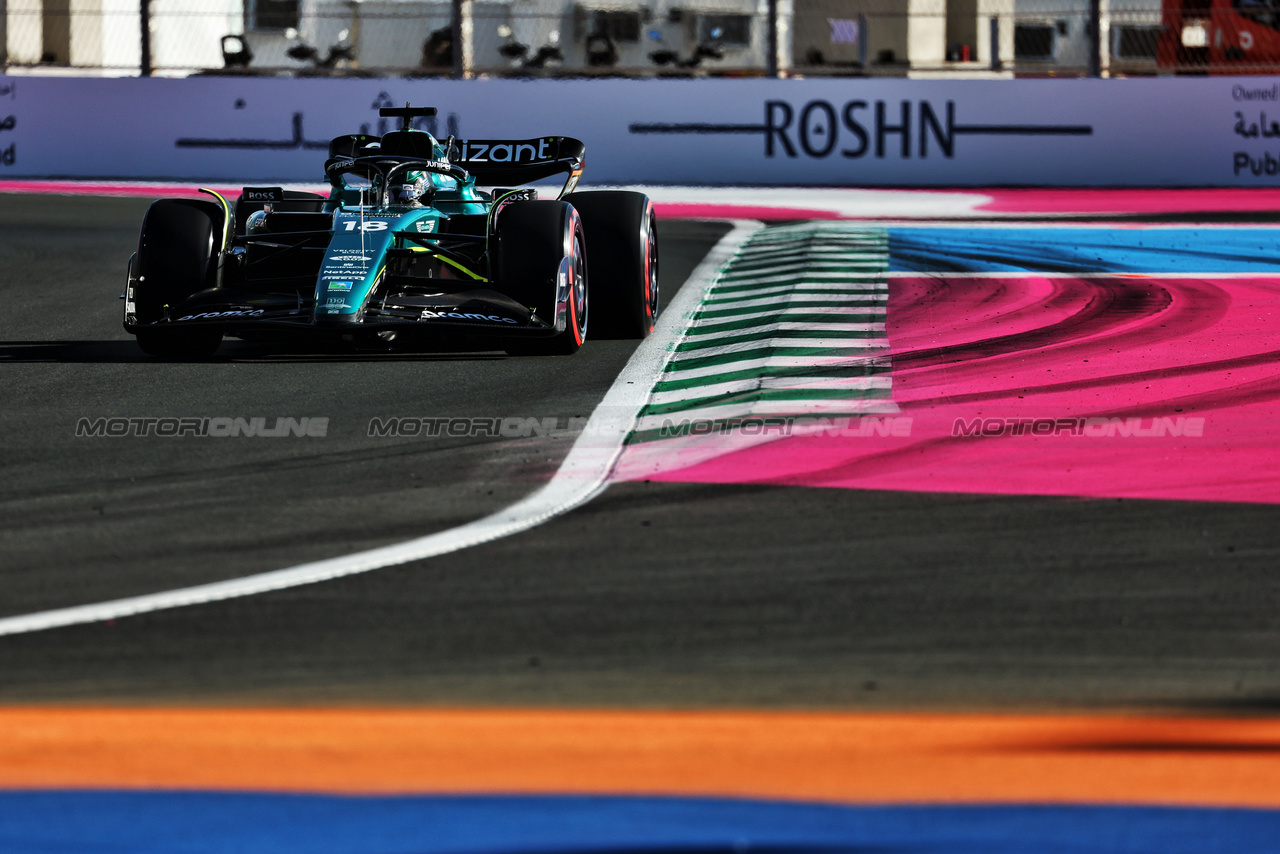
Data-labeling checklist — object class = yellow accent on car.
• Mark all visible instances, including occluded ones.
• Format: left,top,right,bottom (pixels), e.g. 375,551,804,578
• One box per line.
197,188,233,252
433,253,488,281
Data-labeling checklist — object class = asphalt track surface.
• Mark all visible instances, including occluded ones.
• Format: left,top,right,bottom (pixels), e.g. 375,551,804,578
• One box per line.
2,193,1280,710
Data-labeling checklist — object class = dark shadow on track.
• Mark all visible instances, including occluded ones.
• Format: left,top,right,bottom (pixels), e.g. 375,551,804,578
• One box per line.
0,341,146,362
0,339,521,363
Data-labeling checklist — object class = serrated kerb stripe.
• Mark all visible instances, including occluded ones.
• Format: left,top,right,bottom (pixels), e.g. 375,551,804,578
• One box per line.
640,387,894,417
707,285,888,301
631,223,894,432
665,347,890,373
685,317,885,336
711,277,886,293
654,363,891,393
699,303,887,320
666,356,891,383
676,327,885,353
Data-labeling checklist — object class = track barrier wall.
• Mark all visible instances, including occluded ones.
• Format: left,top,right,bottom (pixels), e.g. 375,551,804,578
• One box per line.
2,75,1279,185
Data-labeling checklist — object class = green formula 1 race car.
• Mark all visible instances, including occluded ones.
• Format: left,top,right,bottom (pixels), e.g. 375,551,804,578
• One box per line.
122,105,658,357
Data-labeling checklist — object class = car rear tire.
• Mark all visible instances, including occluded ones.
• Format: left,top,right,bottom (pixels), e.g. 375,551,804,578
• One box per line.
564,191,658,339
130,198,225,358
494,200,588,356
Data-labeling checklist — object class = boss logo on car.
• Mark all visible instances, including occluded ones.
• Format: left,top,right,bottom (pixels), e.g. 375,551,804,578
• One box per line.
176,309,265,321
241,186,284,202
420,309,519,324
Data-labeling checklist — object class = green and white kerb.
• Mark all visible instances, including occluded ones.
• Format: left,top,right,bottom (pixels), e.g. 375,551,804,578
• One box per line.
629,222,896,444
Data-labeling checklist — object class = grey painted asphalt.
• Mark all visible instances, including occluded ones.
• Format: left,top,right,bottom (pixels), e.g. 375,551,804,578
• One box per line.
0,194,728,617
2,194,1280,710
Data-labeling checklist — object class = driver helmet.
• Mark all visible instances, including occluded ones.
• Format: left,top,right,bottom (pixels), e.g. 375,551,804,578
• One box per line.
245,209,269,234
390,170,430,206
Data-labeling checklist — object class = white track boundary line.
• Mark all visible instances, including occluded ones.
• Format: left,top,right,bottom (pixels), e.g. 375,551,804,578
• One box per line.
0,221,763,639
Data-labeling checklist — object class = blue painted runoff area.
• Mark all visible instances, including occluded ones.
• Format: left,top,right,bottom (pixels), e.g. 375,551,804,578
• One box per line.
2,792,1279,854
889,228,1280,274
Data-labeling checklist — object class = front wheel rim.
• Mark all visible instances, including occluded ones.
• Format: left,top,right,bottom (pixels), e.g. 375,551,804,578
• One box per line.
572,225,587,344
645,212,660,324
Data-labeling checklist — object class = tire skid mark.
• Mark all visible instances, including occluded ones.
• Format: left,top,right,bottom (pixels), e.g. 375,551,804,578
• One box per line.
904,348,1280,409
751,369,1280,489
890,277,1188,373
891,277,1239,409
643,227,1280,504
708,273,1272,491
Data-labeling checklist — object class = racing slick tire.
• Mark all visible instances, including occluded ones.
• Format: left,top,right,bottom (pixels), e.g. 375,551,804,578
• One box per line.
130,198,225,358
563,191,658,339
494,200,588,356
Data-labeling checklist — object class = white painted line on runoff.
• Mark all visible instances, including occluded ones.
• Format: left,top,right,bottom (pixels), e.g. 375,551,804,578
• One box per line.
0,221,764,639
885,270,1280,278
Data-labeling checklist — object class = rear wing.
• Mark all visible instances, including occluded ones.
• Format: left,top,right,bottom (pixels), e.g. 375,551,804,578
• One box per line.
450,137,585,196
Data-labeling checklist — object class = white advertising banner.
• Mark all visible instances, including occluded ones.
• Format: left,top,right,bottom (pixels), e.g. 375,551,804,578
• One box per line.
1,75,1279,186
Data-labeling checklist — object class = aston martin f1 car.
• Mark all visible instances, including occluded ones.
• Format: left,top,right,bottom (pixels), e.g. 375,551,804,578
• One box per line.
122,105,659,357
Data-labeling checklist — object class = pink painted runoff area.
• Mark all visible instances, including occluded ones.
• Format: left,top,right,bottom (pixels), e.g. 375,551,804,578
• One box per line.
658,189,1280,219
632,274,1280,504
976,188,1280,214
0,179,249,199
10,181,1280,219
652,203,842,221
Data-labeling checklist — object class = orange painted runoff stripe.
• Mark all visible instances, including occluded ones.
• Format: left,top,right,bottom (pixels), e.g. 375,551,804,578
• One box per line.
0,708,1278,807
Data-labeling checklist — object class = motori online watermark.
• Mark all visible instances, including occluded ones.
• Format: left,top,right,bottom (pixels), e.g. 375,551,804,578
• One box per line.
368,416,590,438
952,416,1205,438
655,415,913,438
365,415,914,439
76,417,329,438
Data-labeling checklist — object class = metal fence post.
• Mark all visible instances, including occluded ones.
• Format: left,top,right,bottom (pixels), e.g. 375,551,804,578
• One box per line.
451,0,464,78
1088,0,1102,76
1,0,8,68
989,16,1000,70
766,0,778,76
140,0,153,76
858,13,868,69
